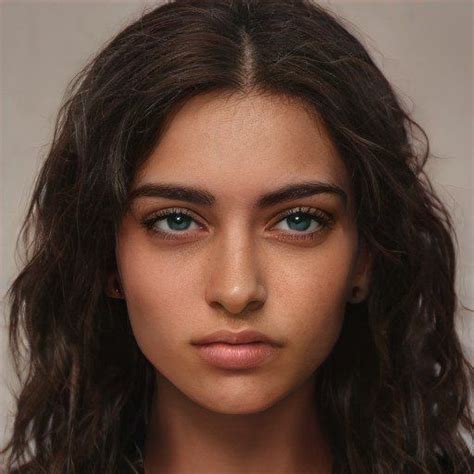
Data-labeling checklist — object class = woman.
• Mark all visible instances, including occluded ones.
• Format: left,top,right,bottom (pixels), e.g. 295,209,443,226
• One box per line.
1,0,472,472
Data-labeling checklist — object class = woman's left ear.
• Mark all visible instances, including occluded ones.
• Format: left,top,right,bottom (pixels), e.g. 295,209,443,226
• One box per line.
105,272,124,299
348,240,372,304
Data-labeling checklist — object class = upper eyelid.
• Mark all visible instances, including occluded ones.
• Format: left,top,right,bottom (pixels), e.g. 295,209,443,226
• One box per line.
147,205,330,226
273,206,329,219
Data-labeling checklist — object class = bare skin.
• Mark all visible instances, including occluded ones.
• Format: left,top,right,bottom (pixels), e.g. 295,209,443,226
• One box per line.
107,90,371,474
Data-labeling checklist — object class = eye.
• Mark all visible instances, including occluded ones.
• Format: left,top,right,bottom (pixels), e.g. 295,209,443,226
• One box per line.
271,207,334,241
142,208,203,240
141,206,334,241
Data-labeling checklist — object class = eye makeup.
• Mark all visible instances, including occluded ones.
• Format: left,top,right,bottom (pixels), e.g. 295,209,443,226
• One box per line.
140,206,334,242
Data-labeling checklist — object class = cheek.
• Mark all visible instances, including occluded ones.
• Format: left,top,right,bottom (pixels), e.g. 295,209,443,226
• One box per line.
114,227,199,365
272,240,356,370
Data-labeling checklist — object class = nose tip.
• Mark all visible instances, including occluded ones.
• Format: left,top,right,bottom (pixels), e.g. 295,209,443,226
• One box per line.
204,238,267,316
209,284,266,316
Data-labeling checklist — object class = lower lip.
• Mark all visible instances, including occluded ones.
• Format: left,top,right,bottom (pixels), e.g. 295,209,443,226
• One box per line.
194,342,278,369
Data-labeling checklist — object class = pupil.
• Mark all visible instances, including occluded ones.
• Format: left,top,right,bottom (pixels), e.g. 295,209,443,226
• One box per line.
288,214,311,231
168,214,191,230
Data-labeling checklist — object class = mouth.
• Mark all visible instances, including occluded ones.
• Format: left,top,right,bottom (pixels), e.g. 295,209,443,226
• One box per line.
192,329,281,347
193,342,279,370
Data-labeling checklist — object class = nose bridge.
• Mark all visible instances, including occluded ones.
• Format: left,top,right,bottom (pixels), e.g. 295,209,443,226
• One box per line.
205,221,266,316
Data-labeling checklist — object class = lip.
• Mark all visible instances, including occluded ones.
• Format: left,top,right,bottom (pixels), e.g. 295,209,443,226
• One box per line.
194,342,279,369
192,329,281,347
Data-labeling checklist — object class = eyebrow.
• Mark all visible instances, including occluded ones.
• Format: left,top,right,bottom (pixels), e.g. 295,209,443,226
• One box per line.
127,180,347,209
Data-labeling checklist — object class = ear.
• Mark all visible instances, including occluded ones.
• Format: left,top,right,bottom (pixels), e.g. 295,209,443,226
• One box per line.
105,272,124,299
348,238,372,304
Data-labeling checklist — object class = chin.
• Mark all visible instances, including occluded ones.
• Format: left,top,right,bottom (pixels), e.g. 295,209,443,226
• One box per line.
188,384,292,415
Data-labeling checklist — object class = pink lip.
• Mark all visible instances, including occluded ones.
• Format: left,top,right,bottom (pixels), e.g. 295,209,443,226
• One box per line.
194,342,278,369
192,329,281,347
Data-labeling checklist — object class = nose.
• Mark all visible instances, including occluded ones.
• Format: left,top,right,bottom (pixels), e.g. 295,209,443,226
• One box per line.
205,230,267,317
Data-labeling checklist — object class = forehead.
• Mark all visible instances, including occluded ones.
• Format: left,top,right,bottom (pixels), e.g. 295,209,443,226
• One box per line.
133,91,351,205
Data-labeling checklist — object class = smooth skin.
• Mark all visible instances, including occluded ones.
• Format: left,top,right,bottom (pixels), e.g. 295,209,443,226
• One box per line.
106,90,372,474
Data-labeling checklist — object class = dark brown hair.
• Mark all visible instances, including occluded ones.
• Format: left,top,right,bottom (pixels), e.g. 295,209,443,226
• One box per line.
2,0,473,472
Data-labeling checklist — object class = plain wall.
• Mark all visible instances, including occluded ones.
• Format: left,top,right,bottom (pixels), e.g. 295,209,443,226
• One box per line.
1,0,473,454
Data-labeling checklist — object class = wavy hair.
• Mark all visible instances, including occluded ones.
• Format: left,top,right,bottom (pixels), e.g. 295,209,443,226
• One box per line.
1,0,473,472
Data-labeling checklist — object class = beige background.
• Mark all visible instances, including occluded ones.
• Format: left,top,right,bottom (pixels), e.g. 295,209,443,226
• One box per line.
1,0,472,453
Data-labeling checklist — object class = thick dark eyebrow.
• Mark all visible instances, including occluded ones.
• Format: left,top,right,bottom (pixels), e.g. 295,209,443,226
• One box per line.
128,180,347,209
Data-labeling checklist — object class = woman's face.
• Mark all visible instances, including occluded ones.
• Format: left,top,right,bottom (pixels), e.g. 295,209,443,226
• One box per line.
109,91,370,414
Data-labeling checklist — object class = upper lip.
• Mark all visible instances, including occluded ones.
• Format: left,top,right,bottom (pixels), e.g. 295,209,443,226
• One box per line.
192,329,281,347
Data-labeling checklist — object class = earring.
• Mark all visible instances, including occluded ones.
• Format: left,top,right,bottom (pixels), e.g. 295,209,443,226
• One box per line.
114,280,122,298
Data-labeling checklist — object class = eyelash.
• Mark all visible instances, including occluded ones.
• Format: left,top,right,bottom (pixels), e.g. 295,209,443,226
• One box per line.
141,206,334,241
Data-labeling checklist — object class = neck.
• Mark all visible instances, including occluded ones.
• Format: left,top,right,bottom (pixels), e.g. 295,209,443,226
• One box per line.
143,372,333,474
